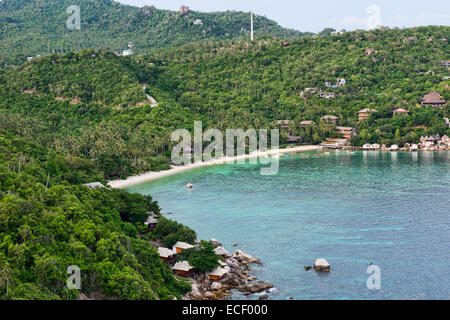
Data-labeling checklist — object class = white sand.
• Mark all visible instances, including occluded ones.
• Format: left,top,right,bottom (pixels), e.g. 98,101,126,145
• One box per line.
107,145,321,189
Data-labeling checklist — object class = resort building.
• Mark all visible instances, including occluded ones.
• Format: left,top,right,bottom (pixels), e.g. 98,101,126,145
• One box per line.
300,120,313,127
144,215,158,231
122,49,133,56
277,120,291,130
358,108,377,121
336,126,357,141
321,115,338,124
421,92,446,107
179,5,190,14
393,107,410,116
442,60,450,68
320,138,348,149
172,261,195,277
208,267,229,281
213,246,229,259
336,78,346,86
287,135,301,144
320,92,335,99
158,247,177,263
390,145,399,151
420,136,436,148
83,182,105,189
173,241,195,254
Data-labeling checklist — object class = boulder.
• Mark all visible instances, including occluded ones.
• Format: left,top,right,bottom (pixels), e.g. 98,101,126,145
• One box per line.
314,258,331,272
304,266,312,271
259,294,269,300
211,282,222,291
210,238,222,247
186,183,194,189
241,281,274,294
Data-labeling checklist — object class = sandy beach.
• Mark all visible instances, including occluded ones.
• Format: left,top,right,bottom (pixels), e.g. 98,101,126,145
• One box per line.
108,145,321,189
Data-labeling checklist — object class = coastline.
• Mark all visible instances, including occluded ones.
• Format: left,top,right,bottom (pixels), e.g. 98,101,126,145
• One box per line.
108,145,321,189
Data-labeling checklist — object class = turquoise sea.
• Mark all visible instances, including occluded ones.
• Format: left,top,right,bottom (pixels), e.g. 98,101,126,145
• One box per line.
126,151,450,300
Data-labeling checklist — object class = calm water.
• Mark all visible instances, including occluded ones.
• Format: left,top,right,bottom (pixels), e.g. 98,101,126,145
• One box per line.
126,151,450,300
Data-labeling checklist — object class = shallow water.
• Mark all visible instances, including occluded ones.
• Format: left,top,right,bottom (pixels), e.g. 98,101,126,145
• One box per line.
126,151,450,300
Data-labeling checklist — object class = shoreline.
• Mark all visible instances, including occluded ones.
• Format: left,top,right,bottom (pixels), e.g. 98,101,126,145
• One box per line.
107,145,321,189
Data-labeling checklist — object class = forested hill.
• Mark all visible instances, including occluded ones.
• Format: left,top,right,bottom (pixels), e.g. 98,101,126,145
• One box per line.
0,0,302,60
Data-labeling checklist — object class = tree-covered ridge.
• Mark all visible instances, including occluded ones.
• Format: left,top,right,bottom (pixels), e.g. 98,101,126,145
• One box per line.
0,129,195,300
143,26,450,145
5,50,148,107
1,27,449,184
0,0,302,61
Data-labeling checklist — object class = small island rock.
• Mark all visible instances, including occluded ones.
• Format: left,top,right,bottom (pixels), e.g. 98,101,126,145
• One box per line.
314,258,331,272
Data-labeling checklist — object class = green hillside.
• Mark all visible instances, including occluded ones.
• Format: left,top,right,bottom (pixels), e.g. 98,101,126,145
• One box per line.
1,25,450,300
0,0,302,62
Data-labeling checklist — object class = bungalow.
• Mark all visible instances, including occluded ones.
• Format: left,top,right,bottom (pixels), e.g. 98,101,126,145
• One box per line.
358,108,377,121
208,267,229,282
420,136,435,147
83,182,105,189
390,145,399,151
336,126,356,141
144,216,158,231
362,143,372,150
393,107,410,116
172,261,195,277
276,120,291,131
193,19,203,25
173,241,195,254
287,135,301,144
300,120,313,127
336,78,346,86
321,115,338,124
122,49,133,56
158,247,177,263
371,144,381,150
442,60,450,68
410,144,419,151
325,81,332,87
213,246,229,259
421,92,446,107
320,92,335,99
320,138,348,149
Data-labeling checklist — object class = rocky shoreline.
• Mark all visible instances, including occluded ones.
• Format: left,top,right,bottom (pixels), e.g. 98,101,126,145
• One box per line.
183,250,274,300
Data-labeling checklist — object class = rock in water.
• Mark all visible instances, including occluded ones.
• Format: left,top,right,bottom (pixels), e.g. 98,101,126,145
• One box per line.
242,281,273,294
314,259,331,272
259,294,269,300
304,266,312,271
186,183,194,189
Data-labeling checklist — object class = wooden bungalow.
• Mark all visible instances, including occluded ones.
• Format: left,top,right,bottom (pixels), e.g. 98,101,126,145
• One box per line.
208,267,229,281
421,92,446,107
336,126,356,141
393,107,410,116
320,115,338,124
358,108,377,121
173,241,195,254
158,247,177,263
144,216,158,231
172,261,195,277
300,120,313,127
213,246,229,259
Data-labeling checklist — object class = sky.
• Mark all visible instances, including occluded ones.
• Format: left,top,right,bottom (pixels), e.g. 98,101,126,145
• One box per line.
116,0,450,33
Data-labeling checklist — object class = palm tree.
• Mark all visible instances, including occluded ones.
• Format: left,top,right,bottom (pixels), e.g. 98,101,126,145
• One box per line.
0,265,14,297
